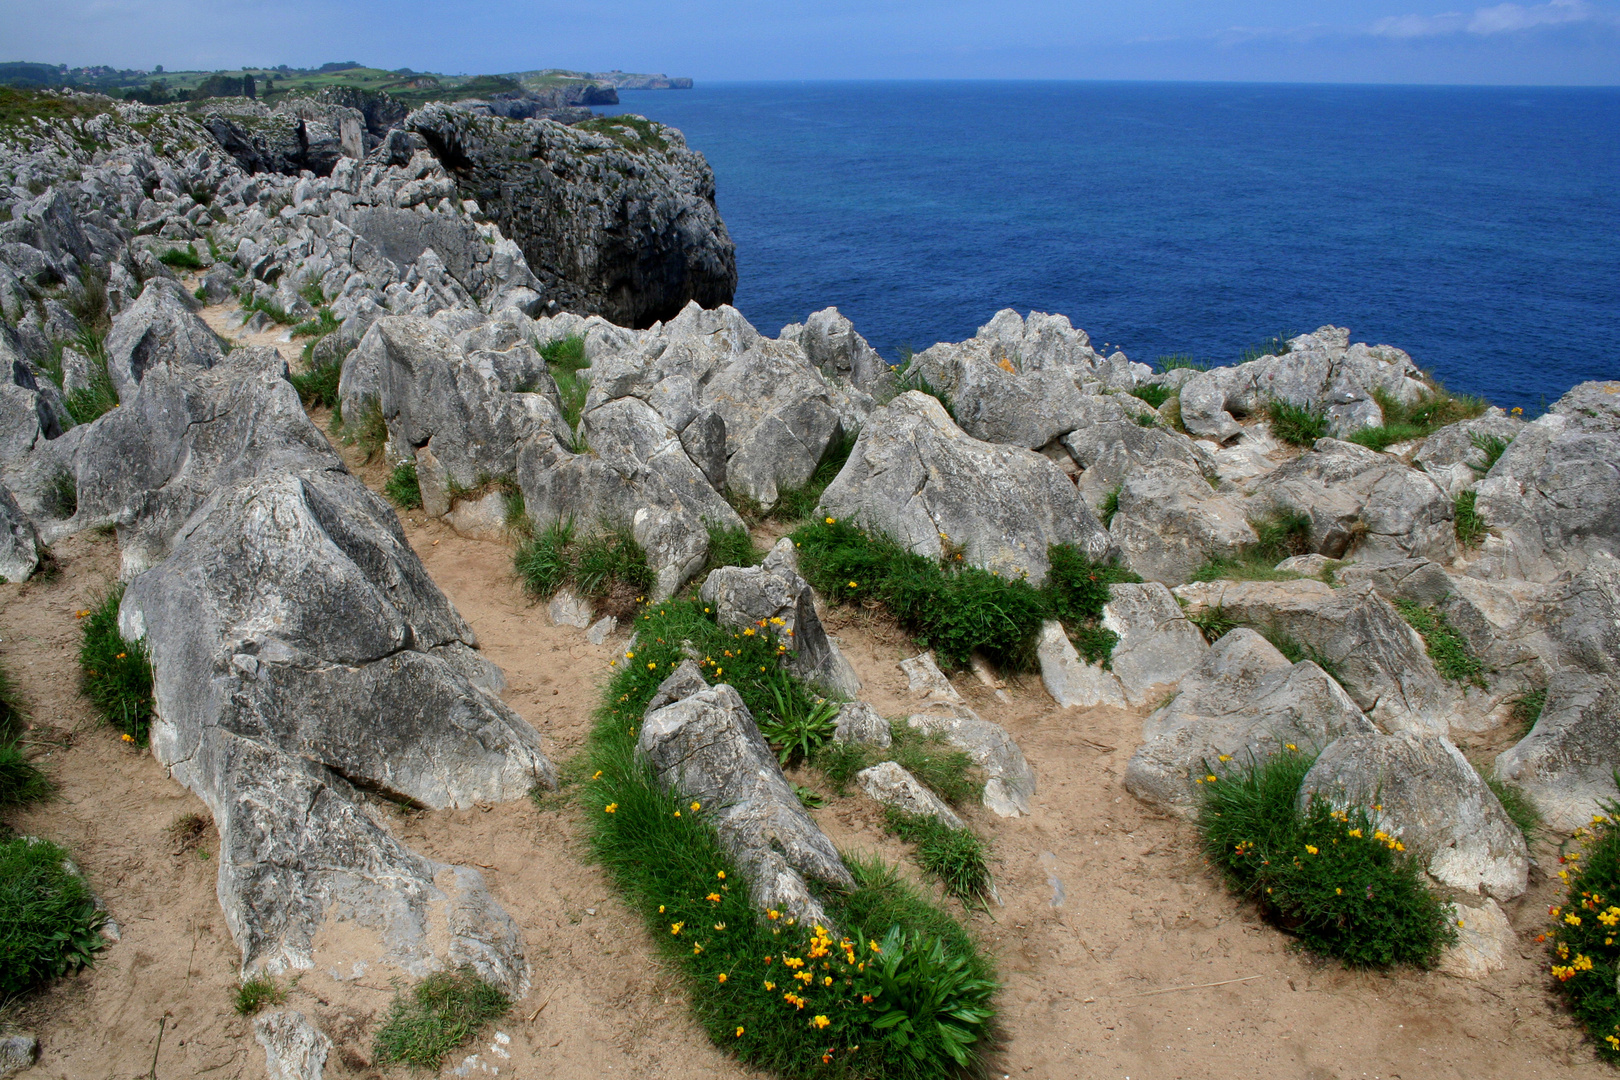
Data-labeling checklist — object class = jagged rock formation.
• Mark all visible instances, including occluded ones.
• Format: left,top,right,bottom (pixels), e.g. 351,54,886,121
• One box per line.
408,103,736,328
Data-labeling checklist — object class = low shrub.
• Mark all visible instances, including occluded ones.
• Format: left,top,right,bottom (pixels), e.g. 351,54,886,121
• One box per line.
1544,803,1620,1062
1266,399,1330,447
158,243,204,271
1454,491,1486,549
1128,383,1173,409
0,834,107,997
1198,749,1456,967
582,601,998,1078
513,519,653,616
1392,599,1486,688
384,460,422,509
234,974,286,1016
882,808,992,907
1347,386,1487,453
78,584,155,741
373,968,509,1071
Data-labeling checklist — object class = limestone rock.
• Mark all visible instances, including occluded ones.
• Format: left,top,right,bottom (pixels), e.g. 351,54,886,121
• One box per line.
906,708,1035,817
818,391,1112,585
900,651,960,703
548,589,593,629
1058,395,1216,511
833,702,891,748
637,663,854,926
1412,411,1523,498
0,1034,38,1077
1495,673,1620,832
857,761,966,829
586,616,617,645
1300,730,1529,900
1108,459,1256,586
784,306,893,393
0,484,39,583
1437,899,1515,979
1100,582,1209,705
1036,620,1126,709
1125,629,1375,813
102,278,224,403
255,1011,331,1080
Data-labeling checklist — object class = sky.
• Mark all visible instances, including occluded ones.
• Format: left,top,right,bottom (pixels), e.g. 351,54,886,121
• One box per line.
6,0,1619,84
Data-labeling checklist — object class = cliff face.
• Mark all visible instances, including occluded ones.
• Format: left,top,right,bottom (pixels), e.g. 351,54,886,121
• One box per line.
408,103,735,329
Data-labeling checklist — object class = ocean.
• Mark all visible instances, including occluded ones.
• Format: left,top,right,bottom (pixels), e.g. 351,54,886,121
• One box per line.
604,81,1619,409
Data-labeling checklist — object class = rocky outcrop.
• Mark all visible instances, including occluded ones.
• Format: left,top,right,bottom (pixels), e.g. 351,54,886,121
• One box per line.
819,391,1112,586
1495,673,1620,832
857,761,966,829
1411,410,1522,498
255,1011,332,1080
408,104,735,328
906,706,1036,817
1301,730,1528,900
1100,583,1209,705
1108,460,1256,586
198,97,369,176
102,278,225,403
780,307,892,393
0,484,39,583
638,663,854,927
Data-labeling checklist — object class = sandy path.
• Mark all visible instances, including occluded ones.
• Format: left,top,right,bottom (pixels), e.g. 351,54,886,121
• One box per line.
0,341,1607,1078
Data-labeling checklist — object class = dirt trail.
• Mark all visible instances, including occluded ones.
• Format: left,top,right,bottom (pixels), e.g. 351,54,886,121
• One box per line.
0,340,1606,1078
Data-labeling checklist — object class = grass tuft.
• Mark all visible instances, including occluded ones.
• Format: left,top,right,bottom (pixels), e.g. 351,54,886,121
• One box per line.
372,969,510,1071
1188,507,1314,583
704,522,762,574
1485,775,1541,844
1198,749,1456,967
158,243,205,271
1469,431,1512,475
60,331,119,426
1347,386,1488,453
384,460,422,509
1128,383,1173,409
0,834,106,997
540,335,590,448
514,518,653,617
882,808,992,907
1454,491,1486,549
1392,599,1486,688
1098,484,1122,529
78,584,155,741
1266,399,1330,447
813,724,982,806
1156,354,1208,373
1240,333,1293,363
1511,689,1546,737
0,666,51,807
234,974,286,1016
763,428,859,524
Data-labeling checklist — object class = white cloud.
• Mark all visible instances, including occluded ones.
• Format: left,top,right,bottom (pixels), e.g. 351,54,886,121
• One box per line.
1371,0,1609,37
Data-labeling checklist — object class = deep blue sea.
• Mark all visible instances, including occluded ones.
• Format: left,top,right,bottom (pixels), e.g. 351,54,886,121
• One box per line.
606,81,1619,408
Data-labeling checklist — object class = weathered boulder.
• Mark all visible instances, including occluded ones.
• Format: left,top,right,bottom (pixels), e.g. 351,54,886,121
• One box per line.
1058,395,1215,511
0,1033,39,1076
1495,673,1620,832
0,484,39,583
121,467,550,990
912,342,1090,450
832,701,891,748
1472,382,1620,581
102,278,225,403
906,707,1036,817
1333,557,1455,607
857,761,966,829
1100,582,1209,705
781,307,893,393
699,539,860,696
637,662,854,926
1108,459,1256,586
1125,629,1375,813
409,104,735,329
1548,558,1620,677
1437,899,1515,979
1411,410,1523,498
818,391,1111,585
1248,438,1456,564
900,651,961,703
1172,579,1458,734
255,1010,331,1080
1300,730,1528,900
1036,620,1126,709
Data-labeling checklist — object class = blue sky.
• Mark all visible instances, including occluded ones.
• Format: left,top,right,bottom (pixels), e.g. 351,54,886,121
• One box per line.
7,0,1618,84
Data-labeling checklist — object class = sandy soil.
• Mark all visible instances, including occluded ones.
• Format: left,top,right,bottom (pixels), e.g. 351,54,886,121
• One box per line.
0,319,1607,1078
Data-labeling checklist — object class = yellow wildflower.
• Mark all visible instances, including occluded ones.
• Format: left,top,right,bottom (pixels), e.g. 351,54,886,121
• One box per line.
604,803,618,813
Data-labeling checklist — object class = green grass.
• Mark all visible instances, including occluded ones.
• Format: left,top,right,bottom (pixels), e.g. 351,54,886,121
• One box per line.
59,331,119,426
794,519,1140,671
372,969,510,1071
1128,383,1173,409
1255,625,1346,686
234,974,286,1016
1266,399,1330,447
291,307,338,339
0,663,24,743
1098,484,1122,529
574,114,670,152
157,244,204,271
1187,507,1315,584
339,397,388,462
239,294,297,326
514,518,654,614
1392,599,1487,688
814,724,982,806
0,834,107,997
0,661,51,807
298,283,327,308
1155,354,1208,373
1198,749,1456,968
77,584,156,741
580,599,998,1078
703,522,763,575
288,352,343,409
767,428,860,523
1346,386,1488,453
1512,689,1546,737
384,460,422,509
882,808,992,908
1240,333,1293,363
1485,775,1541,845
539,335,591,448
1454,491,1487,549
1544,800,1620,1063
1469,431,1513,475
0,86,112,127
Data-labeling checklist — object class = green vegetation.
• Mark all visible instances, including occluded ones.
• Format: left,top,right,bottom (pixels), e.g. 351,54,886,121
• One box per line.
1485,775,1541,844
703,522,762,575
1346,386,1488,453
1512,688,1547,737
384,460,422,509
1253,625,1345,686
291,307,338,339
373,969,510,1071
43,469,77,520
513,518,654,616
768,428,859,524
157,243,204,271
580,599,997,1078
758,688,840,767
1128,383,1173,409
1186,606,1239,644
814,724,981,807
0,661,51,808
239,293,296,326
1266,399,1330,447
539,335,590,449
77,584,156,741
1544,801,1620,1063
1469,431,1513,475
50,330,120,426
234,974,286,1016
288,342,348,409
338,397,388,462
0,834,107,997
794,519,1139,671
1392,599,1486,688
1098,484,1122,528
1187,507,1315,584
1198,748,1456,968
1240,333,1293,363
1156,354,1208,373
0,86,111,128
882,809,992,907
1454,490,1487,549
574,114,669,153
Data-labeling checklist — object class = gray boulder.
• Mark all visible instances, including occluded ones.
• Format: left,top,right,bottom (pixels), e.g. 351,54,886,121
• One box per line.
1301,730,1528,900
637,663,854,926
906,707,1036,817
0,484,39,583
1108,459,1256,586
911,340,1091,450
1549,558,1620,676
1472,381,1620,581
1036,619,1126,709
856,761,966,829
1100,582,1209,705
1058,395,1216,512
102,278,224,403
832,701,891,748
255,1011,331,1080
1411,410,1523,498
782,306,893,393
1124,628,1375,813
0,1034,38,1076
1495,673,1620,832
699,539,860,696
121,467,550,990
1248,438,1457,565
818,391,1112,586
